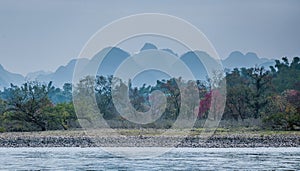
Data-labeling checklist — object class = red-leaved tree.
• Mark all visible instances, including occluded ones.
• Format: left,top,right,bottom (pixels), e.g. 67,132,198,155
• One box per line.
198,89,224,120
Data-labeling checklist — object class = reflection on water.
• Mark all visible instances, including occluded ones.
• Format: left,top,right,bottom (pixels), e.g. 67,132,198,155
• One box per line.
1,147,300,170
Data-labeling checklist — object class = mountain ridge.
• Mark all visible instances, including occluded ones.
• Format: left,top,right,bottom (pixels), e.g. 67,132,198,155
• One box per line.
0,64,25,89
1,43,277,88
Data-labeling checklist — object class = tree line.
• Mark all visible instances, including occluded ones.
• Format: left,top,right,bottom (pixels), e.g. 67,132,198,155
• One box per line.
0,57,299,132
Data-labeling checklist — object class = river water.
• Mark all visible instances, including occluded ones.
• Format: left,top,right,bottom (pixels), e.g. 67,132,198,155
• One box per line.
1,147,299,170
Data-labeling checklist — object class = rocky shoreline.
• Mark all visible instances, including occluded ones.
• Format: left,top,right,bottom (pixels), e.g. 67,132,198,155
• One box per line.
0,131,299,148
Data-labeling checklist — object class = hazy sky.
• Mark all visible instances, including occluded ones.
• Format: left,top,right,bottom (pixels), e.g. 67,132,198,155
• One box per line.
0,0,299,75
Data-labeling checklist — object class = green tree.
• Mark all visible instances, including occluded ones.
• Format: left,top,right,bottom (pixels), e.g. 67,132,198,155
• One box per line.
43,102,78,130
224,68,252,120
246,67,272,118
0,99,6,132
3,82,53,131
156,78,181,120
95,75,116,120
271,57,300,92
73,76,101,128
62,83,73,102
181,80,199,120
263,90,300,130
48,83,73,104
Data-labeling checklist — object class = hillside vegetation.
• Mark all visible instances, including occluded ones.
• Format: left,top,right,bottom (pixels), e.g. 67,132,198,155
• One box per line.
0,57,299,132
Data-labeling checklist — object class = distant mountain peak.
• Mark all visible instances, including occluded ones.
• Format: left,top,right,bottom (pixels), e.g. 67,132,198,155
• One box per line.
0,44,277,90
245,52,259,59
230,50,243,55
161,48,178,56
223,51,274,69
0,64,24,89
140,43,157,51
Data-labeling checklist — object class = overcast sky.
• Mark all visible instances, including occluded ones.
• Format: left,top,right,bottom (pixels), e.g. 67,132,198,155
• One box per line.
0,0,299,75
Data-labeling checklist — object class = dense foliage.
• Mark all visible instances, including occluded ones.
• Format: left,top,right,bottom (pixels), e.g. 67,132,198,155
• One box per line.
0,82,77,132
0,57,299,132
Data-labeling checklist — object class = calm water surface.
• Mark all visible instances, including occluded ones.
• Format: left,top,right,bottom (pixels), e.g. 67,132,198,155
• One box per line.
1,147,300,170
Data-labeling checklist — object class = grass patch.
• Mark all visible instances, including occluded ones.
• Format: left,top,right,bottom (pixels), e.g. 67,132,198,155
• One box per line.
1,128,299,138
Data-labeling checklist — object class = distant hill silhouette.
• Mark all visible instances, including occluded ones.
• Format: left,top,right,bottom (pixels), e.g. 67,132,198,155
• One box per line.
94,47,130,76
180,51,208,80
222,51,275,69
0,64,24,89
0,43,277,89
140,43,157,51
26,70,52,81
29,58,89,87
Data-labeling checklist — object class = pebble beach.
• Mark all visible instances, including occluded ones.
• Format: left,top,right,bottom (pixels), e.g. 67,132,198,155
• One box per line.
0,130,299,148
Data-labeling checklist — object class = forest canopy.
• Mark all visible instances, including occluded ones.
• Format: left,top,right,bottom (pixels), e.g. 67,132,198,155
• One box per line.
0,57,299,132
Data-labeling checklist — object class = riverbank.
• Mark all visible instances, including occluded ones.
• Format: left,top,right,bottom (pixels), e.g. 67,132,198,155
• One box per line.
0,129,299,148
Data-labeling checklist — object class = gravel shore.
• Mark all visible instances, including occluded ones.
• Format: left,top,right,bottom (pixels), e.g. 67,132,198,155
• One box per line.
0,130,299,148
